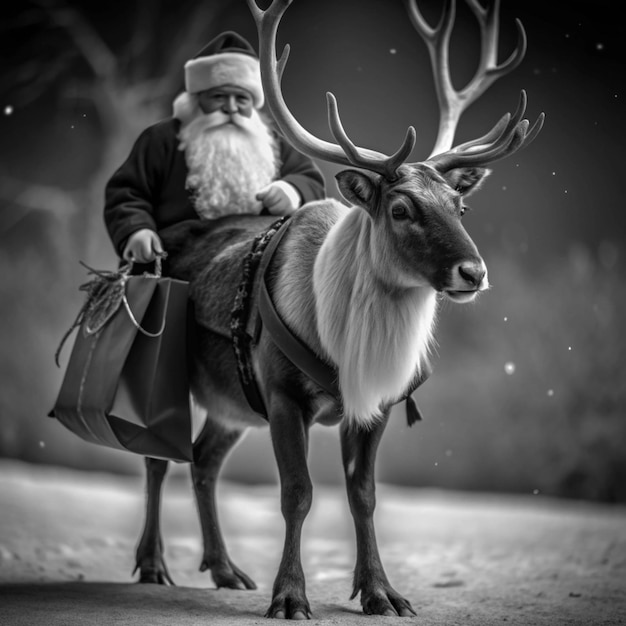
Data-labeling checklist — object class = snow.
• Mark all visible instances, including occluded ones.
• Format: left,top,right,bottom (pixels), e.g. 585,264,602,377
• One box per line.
1,460,625,625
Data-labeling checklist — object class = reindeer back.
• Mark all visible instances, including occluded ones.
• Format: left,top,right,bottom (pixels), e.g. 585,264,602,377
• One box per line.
160,215,280,336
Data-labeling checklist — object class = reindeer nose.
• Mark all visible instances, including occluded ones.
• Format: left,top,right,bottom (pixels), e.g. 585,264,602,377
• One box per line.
457,261,486,288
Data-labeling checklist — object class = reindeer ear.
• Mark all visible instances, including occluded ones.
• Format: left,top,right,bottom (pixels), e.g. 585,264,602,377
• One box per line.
443,166,491,196
335,170,378,212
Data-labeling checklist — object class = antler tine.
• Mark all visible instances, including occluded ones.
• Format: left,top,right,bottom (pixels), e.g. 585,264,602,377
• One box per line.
464,0,527,85
404,0,456,42
383,126,419,177
326,93,417,179
462,88,526,151
276,42,290,83
521,112,545,149
247,0,415,179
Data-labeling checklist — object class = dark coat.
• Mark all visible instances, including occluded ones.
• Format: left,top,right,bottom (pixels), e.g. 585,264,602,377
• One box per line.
103,117,326,257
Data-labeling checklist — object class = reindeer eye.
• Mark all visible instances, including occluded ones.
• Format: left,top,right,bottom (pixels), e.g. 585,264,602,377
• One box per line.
391,204,409,220
459,206,466,217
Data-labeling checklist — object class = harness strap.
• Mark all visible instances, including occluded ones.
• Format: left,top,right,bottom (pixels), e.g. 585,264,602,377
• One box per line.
231,217,290,418
258,266,340,397
246,217,291,341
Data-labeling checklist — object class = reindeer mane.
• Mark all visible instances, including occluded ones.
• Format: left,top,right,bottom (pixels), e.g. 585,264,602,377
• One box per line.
312,208,438,426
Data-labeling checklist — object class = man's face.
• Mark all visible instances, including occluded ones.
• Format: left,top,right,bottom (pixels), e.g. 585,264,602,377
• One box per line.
180,84,277,220
197,86,254,119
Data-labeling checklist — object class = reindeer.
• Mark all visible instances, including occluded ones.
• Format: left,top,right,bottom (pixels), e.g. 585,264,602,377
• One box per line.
134,0,544,618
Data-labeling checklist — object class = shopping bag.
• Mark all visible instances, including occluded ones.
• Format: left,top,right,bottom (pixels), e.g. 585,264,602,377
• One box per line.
49,262,193,462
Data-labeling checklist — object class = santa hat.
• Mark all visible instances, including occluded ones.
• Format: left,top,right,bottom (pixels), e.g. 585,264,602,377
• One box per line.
184,31,264,108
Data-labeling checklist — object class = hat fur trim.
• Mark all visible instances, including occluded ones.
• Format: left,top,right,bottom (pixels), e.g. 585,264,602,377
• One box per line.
184,52,264,108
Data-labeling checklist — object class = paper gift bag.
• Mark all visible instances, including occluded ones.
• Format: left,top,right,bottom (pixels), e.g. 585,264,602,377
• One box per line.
50,271,193,463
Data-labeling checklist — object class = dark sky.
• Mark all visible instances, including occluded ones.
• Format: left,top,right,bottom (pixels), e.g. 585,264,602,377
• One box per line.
1,0,625,267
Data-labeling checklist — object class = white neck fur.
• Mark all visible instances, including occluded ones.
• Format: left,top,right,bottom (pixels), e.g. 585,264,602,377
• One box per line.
313,209,438,427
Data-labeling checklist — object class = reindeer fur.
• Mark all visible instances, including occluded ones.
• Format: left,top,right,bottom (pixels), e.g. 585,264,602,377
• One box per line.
313,206,437,424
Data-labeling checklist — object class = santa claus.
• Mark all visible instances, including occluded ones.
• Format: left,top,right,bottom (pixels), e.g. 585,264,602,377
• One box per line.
104,31,325,264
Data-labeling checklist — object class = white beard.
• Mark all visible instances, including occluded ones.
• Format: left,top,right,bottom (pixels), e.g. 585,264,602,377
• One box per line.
178,109,279,219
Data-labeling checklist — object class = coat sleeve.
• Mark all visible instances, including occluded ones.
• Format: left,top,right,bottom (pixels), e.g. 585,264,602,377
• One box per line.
103,122,174,257
276,135,326,205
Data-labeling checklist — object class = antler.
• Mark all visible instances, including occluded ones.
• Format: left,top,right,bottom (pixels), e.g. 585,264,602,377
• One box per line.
246,0,416,180
427,89,545,171
405,0,531,157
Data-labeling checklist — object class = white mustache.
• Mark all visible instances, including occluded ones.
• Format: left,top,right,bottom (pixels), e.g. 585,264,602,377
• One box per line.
202,110,252,132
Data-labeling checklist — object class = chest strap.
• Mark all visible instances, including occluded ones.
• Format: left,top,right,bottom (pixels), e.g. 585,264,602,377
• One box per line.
257,254,340,398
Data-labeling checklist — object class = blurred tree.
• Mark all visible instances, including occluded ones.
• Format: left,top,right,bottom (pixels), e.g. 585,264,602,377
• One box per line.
1,0,234,260
0,0,234,463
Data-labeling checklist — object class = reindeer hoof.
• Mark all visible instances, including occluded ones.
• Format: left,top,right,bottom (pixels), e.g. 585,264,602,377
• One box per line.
360,586,416,617
265,596,312,620
200,557,257,590
138,571,174,585
133,561,174,586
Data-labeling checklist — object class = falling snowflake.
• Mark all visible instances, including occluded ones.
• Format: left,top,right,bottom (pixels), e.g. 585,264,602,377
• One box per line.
504,362,516,375
4,105,13,116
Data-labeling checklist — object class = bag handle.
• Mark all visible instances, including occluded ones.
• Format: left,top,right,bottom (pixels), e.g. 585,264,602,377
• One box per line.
122,292,166,337
54,253,169,366
122,252,168,337
125,250,166,278
150,252,166,279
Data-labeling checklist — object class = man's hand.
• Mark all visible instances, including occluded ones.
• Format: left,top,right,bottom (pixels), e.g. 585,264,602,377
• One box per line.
122,229,163,263
256,181,302,216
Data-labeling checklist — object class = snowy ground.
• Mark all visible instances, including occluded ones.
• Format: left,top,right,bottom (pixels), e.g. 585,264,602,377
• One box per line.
0,460,625,625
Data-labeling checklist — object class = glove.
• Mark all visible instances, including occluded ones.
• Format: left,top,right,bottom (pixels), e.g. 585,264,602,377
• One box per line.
122,229,163,263
256,181,302,215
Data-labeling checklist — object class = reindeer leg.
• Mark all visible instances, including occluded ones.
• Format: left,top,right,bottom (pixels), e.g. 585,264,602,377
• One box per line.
191,419,256,590
266,395,313,619
340,413,416,617
134,457,174,584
